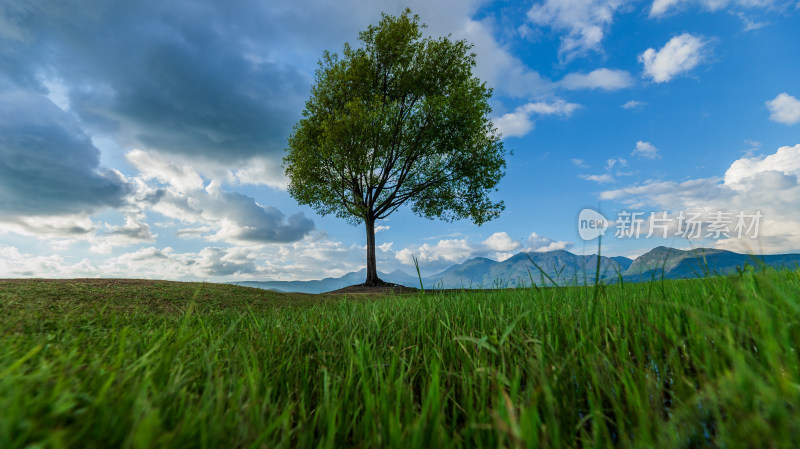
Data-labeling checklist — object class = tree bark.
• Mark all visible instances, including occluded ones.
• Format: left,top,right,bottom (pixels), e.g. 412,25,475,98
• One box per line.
364,215,385,286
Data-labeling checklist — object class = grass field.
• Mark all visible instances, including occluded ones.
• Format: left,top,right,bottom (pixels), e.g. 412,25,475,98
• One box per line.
1,270,799,448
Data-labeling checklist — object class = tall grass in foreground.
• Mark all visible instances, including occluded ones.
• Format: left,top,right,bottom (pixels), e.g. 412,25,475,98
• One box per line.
1,270,799,448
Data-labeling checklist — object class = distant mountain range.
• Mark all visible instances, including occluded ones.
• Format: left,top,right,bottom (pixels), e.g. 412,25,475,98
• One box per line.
425,250,631,288
234,246,800,293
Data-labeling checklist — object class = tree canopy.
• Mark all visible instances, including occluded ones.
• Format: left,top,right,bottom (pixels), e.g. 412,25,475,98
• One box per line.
283,9,506,285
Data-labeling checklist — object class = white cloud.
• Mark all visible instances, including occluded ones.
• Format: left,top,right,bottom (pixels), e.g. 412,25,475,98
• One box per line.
571,158,589,168
649,0,774,18
483,232,523,252
494,114,535,138
600,144,800,253
639,33,708,83
494,114,533,138
606,157,628,169
528,0,628,60
0,211,154,255
733,11,768,31
0,214,96,240
622,100,645,109
632,141,660,159
649,0,686,16
576,158,629,183
495,99,581,138
528,232,573,252
126,149,205,193
123,150,314,245
524,100,583,116
724,144,800,189
395,230,572,270
600,177,723,206
193,247,259,277
375,225,391,233
268,233,365,280
176,226,212,238
766,93,800,125
127,149,288,192
395,238,476,266
0,230,372,281
195,181,315,244
94,246,248,279
0,246,98,278
91,216,156,253
230,156,289,189
560,68,634,90
580,174,615,183
2,226,576,281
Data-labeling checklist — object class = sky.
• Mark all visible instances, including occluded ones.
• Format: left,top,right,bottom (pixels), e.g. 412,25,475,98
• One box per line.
1,0,799,281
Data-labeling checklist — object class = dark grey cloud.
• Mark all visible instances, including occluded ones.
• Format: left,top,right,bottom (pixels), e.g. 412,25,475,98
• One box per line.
225,197,316,243
236,212,315,243
0,88,129,217
105,220,154,241
1,0,314,162
2,217,95,237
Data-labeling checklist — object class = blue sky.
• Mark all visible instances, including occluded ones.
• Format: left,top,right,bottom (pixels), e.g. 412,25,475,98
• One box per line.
1,0,799,281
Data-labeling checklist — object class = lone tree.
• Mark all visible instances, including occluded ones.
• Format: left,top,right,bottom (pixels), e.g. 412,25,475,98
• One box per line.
284,9,506,286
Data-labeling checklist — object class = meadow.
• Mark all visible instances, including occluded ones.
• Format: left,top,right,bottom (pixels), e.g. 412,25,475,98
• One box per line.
1,270,799,448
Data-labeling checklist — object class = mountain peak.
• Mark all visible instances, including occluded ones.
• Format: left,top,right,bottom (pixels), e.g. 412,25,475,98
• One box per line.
643,246,685,256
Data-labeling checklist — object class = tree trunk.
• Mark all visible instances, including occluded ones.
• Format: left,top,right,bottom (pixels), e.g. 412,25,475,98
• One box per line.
364,215,384,286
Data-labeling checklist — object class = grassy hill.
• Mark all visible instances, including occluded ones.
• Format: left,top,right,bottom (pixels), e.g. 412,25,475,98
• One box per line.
2,271,800,448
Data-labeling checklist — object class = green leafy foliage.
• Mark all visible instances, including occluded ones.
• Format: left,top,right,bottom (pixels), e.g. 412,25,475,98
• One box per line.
283,9,505,226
